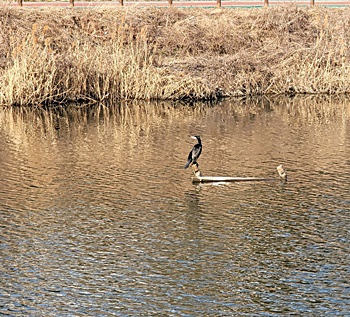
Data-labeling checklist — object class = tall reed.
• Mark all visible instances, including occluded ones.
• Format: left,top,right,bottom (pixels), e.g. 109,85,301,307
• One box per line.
0,14,212,106
0,6,350,106
0,23,162,105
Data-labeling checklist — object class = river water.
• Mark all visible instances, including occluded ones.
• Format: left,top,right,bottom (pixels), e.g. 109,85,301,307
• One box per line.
0,97,349,316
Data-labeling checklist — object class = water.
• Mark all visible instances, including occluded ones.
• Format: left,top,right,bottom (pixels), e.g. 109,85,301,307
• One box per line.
0,97,349,316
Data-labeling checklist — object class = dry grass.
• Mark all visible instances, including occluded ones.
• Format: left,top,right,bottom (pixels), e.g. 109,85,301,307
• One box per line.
0,5,350,106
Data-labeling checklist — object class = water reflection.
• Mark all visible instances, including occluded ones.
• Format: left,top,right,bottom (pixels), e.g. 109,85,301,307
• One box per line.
0,96,350,316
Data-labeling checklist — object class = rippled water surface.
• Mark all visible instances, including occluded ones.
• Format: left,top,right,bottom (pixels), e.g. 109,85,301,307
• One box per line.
1,97,349,316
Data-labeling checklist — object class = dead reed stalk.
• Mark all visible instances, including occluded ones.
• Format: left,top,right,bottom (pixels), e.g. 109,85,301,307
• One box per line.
0,6,350,106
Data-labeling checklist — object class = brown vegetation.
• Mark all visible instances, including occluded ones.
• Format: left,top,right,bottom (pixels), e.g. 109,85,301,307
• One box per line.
0,5,350,106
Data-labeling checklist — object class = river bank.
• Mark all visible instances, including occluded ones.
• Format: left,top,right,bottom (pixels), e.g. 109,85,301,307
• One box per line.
0,5,349,106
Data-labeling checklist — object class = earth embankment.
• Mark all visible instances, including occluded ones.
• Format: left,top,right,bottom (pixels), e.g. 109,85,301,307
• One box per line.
0,5,349,105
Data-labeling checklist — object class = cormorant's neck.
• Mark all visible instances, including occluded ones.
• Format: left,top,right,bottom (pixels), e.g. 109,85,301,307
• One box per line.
197,138,201,145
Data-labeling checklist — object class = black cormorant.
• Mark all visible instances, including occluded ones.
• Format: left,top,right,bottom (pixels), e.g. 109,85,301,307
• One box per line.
184,135,202,169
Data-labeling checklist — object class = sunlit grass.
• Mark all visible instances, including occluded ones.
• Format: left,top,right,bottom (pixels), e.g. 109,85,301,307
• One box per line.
0,6,350,106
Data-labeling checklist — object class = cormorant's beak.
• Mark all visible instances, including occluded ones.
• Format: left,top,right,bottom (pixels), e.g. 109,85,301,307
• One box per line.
190,136,197,140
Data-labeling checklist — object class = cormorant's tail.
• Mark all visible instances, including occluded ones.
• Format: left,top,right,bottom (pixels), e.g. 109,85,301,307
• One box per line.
184,160,191,169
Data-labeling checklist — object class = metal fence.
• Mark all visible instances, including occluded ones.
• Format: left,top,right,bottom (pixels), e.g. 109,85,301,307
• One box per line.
15,0,345,8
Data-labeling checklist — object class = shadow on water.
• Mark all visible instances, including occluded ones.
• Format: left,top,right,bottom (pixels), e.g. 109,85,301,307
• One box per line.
0,96,350,316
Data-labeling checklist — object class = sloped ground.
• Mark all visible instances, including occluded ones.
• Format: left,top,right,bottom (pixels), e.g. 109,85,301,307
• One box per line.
0,5,350,105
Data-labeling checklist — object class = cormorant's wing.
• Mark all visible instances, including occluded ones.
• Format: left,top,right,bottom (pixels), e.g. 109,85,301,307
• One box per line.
191,144,202,161
187,150,193,161
184,149,193,169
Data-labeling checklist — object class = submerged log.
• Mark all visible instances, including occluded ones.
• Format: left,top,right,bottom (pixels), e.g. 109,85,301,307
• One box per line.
192,163,202,178
191,164,287,184
192,175,274,183
277,165,287,181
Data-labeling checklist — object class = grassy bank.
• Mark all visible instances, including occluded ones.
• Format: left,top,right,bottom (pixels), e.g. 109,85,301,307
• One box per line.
0,5,350,106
